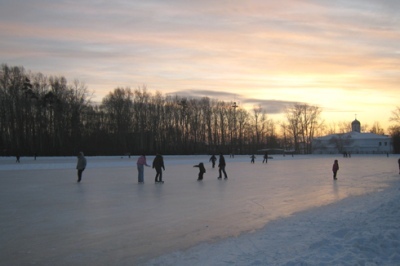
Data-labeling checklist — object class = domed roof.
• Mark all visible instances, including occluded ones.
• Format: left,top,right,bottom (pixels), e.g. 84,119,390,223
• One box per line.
351,118,361,133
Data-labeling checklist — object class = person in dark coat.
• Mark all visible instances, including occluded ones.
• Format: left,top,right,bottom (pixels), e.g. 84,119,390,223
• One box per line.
398,158,400,174
263,151,268,163
250,154,256,164
152,153,165,183
194,162,206,181
76,152,87,183
217,153,228,179
332,159,339,180
209,154,217,168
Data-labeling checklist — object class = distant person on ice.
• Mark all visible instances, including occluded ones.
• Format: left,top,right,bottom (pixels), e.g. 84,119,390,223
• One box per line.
263,151,268,164
217,153,228,179
76,152,87,183
152,153,165,183
250,154,256,164
209,154,217,168
194,162,206,181
137,154,150,183
398,158,400,174
332,159,339,180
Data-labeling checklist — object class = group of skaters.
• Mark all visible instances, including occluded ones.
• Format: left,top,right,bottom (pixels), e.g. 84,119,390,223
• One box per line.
204,153,228,180
136,153,166,183
134,152,228,183
250,151,269,164
75,152,228,183
74,152,400,183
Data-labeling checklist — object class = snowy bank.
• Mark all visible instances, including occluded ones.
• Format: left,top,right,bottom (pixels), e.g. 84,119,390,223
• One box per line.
146,181,400,265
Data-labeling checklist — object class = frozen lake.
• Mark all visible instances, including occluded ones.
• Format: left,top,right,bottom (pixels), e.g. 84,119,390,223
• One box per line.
0,154,397,265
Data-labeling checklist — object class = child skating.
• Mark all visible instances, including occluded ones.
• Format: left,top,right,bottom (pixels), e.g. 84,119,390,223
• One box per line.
194,162,206,181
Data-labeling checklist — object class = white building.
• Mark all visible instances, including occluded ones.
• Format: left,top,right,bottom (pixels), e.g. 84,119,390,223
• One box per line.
312,119,392,154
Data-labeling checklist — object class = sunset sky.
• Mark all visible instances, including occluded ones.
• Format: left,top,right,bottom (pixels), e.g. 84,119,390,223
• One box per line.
1,0,399,131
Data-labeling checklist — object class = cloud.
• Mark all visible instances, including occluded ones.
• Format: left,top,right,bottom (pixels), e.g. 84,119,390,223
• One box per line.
1,0,399,129
167,89,238,100
166,89,300,114
240,98,300,114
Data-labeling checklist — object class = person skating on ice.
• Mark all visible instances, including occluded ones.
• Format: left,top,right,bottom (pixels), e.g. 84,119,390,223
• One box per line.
332,159,339,180
137,154,150,183
398,158,400,174
209,154,217,168
76,152,87,183
263,151,268,163
194,162,206,181
217,153,228,179
152,153,165,183
250,154,256,164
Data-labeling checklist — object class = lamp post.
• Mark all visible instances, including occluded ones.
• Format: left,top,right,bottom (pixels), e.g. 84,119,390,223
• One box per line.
231,101,238,154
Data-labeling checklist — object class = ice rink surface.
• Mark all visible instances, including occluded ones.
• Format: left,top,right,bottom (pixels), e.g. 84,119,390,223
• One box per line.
0,154,398,265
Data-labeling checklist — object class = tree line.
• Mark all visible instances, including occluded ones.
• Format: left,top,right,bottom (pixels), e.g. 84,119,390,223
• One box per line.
3,64,397,156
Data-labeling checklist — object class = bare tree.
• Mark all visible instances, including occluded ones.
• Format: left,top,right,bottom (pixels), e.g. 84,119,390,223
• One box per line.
285,103,323,154
369,121,385,135
338,121,352,133
101,87,134,153
2,64,302,156
390,106,400,125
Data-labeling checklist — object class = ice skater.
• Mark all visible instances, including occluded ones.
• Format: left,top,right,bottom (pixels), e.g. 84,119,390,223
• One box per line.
152,153,165,183
217,153,228,179
76,152,87,183
209,154,217,168
194,162,206,181
250,154,256,164
398,158,400,174
137,154,150,183
263,151,268,164
332,159,339,180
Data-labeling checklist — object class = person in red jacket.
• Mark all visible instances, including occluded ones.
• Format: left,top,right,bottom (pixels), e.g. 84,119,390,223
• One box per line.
332,159,339,180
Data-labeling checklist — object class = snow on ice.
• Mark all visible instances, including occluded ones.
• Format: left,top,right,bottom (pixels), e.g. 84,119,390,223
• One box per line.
0,154,399,265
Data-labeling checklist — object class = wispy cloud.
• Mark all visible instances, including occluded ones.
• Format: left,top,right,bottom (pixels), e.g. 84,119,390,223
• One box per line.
1,0,399,127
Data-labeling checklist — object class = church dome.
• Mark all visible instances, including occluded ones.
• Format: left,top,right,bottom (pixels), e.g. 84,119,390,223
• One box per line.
351,119,361,132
